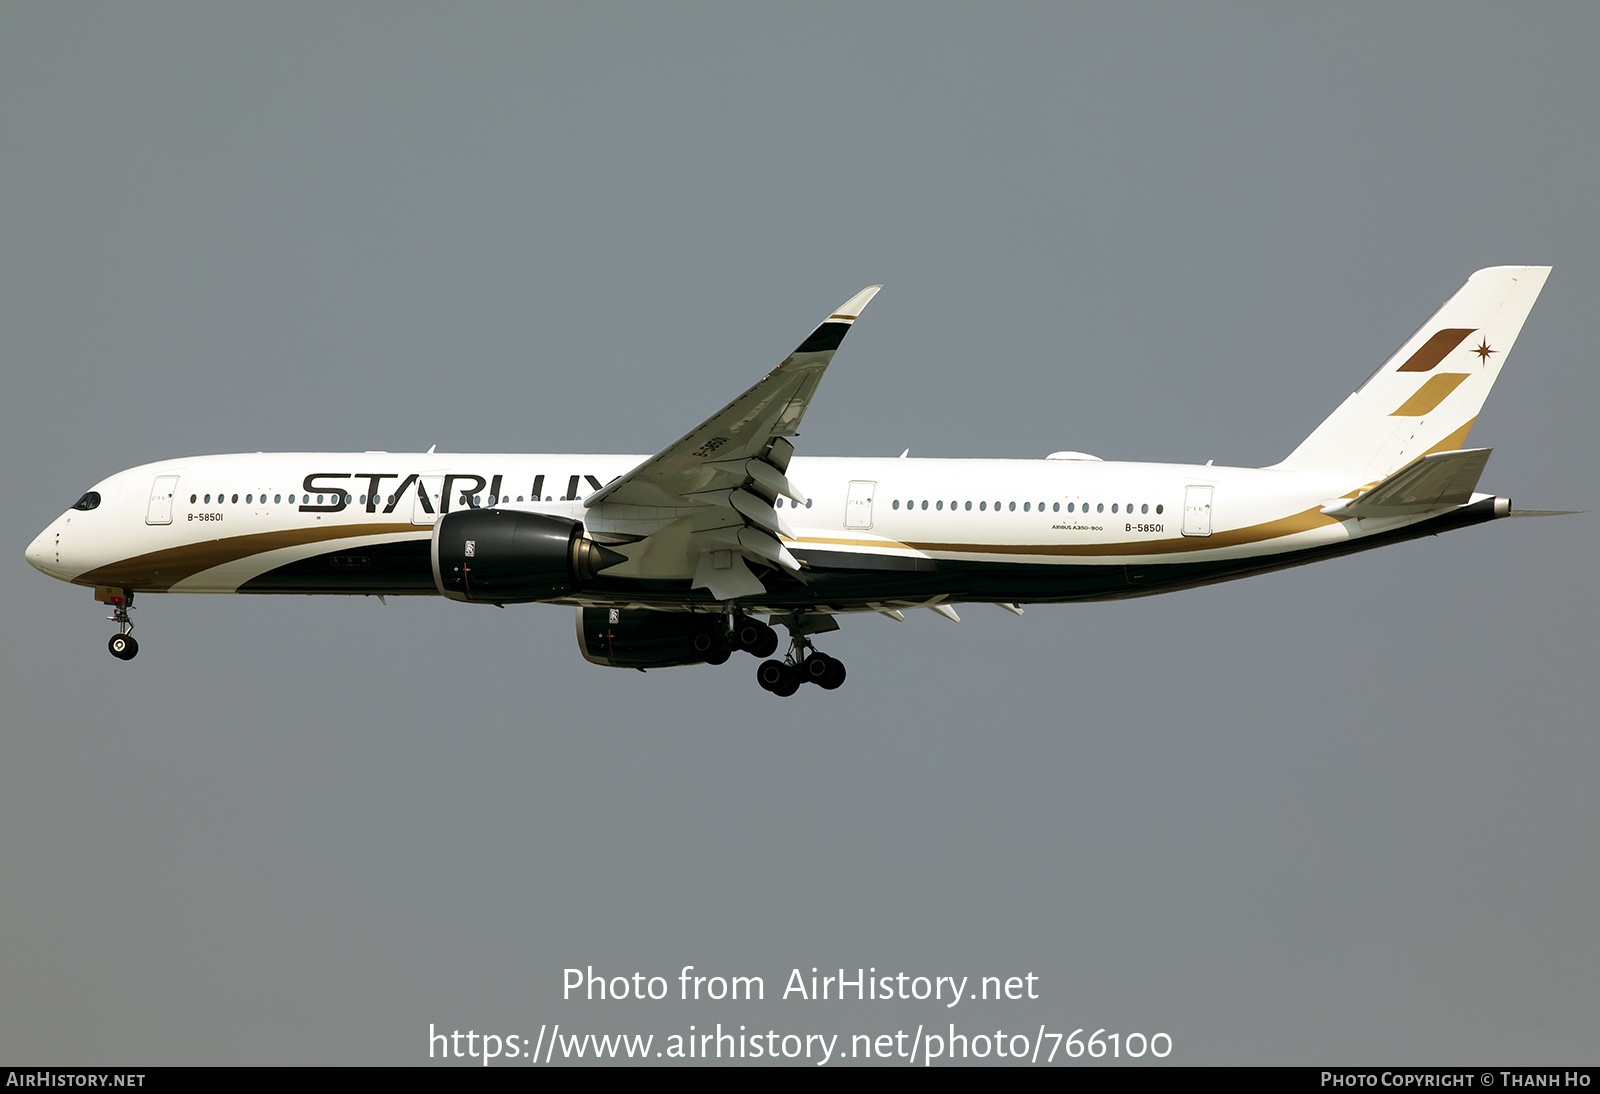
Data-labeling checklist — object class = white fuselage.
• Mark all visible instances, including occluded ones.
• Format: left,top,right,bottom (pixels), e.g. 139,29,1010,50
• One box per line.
22,267,1542,680
27,448,1461,612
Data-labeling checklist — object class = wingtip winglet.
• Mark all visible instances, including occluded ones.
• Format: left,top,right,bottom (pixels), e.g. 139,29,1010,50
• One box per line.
793,286,883,355
833,285,883,320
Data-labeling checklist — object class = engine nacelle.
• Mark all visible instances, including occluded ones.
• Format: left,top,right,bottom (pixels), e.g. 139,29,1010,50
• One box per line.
577,606,725,668
432,509,623,604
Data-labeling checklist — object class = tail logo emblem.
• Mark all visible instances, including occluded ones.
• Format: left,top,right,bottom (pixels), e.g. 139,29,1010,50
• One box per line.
1397,328,1476,372
1473,338,1496,363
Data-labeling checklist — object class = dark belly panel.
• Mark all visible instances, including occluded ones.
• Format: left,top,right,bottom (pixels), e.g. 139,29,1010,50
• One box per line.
237,539,437,594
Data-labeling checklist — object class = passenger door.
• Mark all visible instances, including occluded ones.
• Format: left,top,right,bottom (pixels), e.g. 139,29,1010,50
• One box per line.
411,476,445,525
845,480,876,530
1181,486,1214,537
145,475,179,525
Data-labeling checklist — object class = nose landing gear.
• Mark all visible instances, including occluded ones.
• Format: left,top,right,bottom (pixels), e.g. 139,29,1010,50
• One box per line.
98,587,138,660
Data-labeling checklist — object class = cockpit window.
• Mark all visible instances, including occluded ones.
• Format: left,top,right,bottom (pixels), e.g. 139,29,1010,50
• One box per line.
71,491,101,511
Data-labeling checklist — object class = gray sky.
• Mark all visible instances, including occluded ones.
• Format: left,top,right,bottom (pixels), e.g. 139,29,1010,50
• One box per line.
2,4,1596,1065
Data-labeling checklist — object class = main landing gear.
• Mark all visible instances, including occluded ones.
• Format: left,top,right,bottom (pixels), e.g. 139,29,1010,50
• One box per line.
689,613,781,667
755,635,846,697
103,588,138,660
690,612,846,694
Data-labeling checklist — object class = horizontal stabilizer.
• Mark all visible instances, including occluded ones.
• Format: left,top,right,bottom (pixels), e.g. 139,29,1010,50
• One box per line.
1321,448,1492,519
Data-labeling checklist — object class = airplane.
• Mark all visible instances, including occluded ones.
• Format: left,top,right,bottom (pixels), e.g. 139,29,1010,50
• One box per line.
27,266,1558,696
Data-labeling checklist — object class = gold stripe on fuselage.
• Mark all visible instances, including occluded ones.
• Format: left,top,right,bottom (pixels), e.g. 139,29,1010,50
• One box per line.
793,506,1338,559
83,502,1350,593
75,524,420,592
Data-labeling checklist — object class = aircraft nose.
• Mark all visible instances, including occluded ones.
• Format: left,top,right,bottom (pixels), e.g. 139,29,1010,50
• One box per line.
26,525,57,574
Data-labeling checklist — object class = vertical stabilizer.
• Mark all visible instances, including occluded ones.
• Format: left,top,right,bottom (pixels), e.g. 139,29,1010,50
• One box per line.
1275,266,1550,479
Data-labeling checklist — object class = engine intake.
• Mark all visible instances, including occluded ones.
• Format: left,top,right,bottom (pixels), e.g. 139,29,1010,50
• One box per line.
432,509,623,603
577,607,725,668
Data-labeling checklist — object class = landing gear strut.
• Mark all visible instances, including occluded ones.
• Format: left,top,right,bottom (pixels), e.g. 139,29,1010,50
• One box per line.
104,589,138,660
755,632,845,697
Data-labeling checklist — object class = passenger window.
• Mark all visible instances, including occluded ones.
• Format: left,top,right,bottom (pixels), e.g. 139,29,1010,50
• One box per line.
936,500,943,510
965,501,972,511
1008,502,1015,511
1141,504,1148,514
204,494,211,503
275,494,282,504
979,501,986,511
246,494,252,504
1053,502,1059,512
1112,504,1118,513
805,499,812,508
892,499,899,510
190,494,197,504
1097,503,1104,513
1023,502,1030,512
919,500,926,510
1156,504,1164,514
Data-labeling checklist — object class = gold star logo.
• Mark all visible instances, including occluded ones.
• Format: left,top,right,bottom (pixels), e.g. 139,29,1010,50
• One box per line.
1473,338,1495,363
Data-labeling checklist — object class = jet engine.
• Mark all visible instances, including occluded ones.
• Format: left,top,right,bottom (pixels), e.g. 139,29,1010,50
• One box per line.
432,509,624,603
576,606,727,668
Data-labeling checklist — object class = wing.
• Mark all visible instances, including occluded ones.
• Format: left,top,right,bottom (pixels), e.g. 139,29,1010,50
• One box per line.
582,286,881,600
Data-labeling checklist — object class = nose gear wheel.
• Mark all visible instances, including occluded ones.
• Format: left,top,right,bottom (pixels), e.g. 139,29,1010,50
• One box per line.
105,590,138,660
